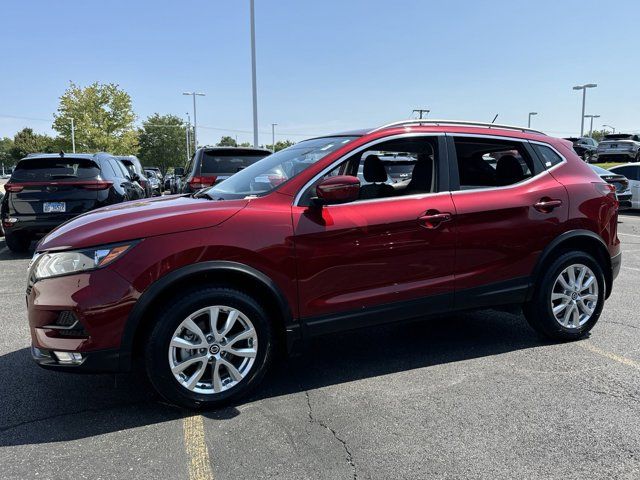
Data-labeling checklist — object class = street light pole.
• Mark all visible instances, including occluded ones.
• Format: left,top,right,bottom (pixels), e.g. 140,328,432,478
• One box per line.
412,109,430,119
572,83,597,136
183,92,205,150
70,118,76,153
271,123,277,152
584,114,600,138
603,124,616,134
250,0,259,147
185,113,191,161
528,112,538,128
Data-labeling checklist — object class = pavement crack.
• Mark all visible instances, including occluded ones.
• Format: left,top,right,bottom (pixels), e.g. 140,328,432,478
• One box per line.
305,391,357,480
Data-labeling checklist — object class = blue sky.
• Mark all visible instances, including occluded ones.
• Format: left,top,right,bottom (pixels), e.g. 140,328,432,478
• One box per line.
1,0,639,145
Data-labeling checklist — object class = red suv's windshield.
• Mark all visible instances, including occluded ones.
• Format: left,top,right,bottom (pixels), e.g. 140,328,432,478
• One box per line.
204,136,358,199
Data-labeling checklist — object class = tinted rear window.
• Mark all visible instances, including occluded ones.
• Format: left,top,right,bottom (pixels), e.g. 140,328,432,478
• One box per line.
201,150,269,175
12,158,100,181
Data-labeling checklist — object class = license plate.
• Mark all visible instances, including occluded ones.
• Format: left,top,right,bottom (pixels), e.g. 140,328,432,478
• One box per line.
43,202,66,213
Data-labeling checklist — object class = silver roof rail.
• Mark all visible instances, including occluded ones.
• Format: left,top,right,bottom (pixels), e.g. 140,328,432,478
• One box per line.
369,119,545,135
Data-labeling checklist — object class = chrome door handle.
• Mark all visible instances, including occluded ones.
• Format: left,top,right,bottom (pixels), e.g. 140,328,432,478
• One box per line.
534,199,562,212
418,212,452,229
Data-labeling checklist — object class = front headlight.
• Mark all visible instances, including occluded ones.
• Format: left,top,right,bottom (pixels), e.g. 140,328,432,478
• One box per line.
31,243,136,280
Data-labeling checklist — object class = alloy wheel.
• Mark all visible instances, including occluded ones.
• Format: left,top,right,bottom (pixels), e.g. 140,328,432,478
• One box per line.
550,264,599,329
168,306,258,394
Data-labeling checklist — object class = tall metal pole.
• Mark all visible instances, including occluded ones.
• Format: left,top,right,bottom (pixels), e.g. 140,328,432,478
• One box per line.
528,112,537,128
192,93,198,149
71,118,76,153
250,0,259,147
185,113,191,161
271,123,277,152
589,116,594,137
580,88,586,137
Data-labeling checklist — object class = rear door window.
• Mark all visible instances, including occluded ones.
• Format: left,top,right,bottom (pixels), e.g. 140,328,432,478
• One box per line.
11,158,100,182
612,166,640,180
201,151,268,175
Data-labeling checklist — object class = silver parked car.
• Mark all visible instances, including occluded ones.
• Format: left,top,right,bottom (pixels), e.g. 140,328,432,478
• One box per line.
608,163,640,210
596,134,640,163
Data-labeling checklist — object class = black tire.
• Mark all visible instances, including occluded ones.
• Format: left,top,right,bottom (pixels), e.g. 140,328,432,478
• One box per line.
145,286,274,409
524,251,605,341
4,231,31,253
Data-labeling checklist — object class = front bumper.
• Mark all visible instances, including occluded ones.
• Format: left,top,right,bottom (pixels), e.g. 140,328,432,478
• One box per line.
27,266,136,373
31,346,122,373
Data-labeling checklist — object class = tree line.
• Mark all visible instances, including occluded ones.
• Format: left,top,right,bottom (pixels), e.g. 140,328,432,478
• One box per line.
0,82,295,175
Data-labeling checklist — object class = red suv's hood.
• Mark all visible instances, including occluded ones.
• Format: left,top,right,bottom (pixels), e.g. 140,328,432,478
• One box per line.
38,195,248,251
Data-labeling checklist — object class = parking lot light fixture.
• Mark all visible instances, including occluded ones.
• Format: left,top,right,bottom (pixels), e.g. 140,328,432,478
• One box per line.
573,84,597,136
584,114,600,138
528,112,538,128
183,92,205,150
603,124,616,134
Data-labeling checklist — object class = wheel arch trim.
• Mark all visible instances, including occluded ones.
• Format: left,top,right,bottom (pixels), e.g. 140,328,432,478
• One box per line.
528,229,613,300
118,261,294,370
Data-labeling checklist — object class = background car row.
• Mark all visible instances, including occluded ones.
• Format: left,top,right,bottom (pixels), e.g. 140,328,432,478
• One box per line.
566,133,640,163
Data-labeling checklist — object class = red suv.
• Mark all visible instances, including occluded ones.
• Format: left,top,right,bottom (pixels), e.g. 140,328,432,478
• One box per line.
26,120,622,409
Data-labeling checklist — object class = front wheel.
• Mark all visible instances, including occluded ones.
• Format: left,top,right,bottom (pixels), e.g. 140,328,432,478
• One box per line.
145,287,274,409
524,251,605,341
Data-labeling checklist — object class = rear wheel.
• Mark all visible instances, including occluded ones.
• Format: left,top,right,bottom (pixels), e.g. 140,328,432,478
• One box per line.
524,251,605,341
4,231,31,253
145,287,273,409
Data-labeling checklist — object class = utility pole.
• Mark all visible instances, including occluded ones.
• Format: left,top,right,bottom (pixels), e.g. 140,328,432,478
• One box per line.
528,112,538,128
271,123,277,152
71,118,76,153
412,109,430,119
250,0,259,147
572,84,597,136
183,91,205,150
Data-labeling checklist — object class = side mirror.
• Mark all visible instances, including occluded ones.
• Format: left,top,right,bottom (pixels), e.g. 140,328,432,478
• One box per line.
132,173,140,182
314,175,360,205
174,167,185,176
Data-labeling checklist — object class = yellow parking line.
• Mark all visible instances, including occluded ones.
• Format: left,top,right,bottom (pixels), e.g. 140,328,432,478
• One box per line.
577,342,640,371
183,414,214,480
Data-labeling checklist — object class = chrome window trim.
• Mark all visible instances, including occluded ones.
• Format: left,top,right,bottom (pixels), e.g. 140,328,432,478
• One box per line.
293,132,443,207
446,133,568,195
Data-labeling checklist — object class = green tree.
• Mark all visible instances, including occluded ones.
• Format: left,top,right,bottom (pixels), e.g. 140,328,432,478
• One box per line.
0,137,14,166
9,128,58,160
266,139,295,152
52,81,137,154
138,113,188,175
590,129,609,142
217,136,237,147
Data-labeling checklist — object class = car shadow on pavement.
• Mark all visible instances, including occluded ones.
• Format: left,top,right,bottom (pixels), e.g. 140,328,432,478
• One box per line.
0,240,35,261
0,309,545,447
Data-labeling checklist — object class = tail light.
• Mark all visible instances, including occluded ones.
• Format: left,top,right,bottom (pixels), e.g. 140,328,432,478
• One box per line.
4,183,24,193
189,176,216,190
594,182,617,201
81,181,113,191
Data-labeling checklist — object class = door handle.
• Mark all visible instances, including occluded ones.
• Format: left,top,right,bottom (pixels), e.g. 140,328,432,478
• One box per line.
534,198,562,212
418,211,452,229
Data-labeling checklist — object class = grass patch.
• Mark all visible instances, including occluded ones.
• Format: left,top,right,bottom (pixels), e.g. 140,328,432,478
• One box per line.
596,162,625,170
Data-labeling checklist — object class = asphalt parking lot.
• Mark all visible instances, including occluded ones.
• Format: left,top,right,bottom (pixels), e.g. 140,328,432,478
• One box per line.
1,214,639,480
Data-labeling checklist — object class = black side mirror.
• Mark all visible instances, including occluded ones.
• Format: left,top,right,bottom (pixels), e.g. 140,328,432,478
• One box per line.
132,173,140,182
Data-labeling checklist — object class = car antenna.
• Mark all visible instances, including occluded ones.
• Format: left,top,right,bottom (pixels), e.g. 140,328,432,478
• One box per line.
491,114,499,124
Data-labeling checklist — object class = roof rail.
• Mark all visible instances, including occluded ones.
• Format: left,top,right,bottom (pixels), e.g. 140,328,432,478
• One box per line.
369,119,545,135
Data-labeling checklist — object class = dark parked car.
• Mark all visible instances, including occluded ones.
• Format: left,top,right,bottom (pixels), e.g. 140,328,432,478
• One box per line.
118,155,151,198
596,134,640,163
144,169,162,196
1,152,144,252
26,120,620,409
589,164,632,210
178,147,271,193
564,137,598,162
